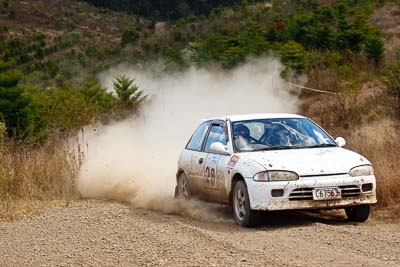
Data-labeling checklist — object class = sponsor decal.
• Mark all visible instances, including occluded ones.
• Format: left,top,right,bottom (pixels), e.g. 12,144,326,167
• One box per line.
228,155,240,168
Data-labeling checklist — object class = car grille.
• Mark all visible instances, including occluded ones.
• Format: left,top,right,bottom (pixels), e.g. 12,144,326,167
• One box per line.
288,185,361,201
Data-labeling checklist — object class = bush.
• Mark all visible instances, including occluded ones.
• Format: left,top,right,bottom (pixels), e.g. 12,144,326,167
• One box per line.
383,60,400,113
70,28,83,37
0,122,5,144
8,10,15,19
113,74,145,108
165,45,186,66
80,77,116,114
0,86,46,142
0,60,15,72
364,35,384,64
0,68,46,142
0,69,22,88
384,60,400,92
279,41,306,71
121,28,139,46
34,79,117,133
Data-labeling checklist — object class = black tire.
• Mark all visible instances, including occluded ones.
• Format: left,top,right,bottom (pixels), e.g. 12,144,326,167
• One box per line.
232,181,259,227
175,172,191,200
345,205,371,222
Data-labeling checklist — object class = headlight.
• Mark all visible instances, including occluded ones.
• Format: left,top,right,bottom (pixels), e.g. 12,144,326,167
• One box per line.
253,171,299,182
349,165,374,177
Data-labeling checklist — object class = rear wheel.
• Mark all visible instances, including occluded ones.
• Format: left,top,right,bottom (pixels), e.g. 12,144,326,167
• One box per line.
345,205,371,222
233,181,258,227
175,173,191,200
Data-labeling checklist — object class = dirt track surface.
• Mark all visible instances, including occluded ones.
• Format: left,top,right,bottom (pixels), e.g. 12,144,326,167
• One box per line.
1,200,399,266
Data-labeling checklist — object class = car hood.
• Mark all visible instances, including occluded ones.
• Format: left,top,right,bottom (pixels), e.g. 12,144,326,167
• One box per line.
239,147,370,176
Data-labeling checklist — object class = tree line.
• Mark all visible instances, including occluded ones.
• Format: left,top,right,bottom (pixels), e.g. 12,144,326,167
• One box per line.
80,0,247,20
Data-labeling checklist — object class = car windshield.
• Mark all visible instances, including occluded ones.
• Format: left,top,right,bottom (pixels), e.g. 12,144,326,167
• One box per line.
232,118,337,152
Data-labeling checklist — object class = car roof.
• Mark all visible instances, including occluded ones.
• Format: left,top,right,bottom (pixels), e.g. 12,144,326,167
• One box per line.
204,113,305,122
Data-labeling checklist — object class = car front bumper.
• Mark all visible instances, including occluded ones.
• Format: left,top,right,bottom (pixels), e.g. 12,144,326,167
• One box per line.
245,174,377,211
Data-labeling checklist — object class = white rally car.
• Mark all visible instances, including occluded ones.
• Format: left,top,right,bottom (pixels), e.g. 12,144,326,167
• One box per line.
176,114,377,227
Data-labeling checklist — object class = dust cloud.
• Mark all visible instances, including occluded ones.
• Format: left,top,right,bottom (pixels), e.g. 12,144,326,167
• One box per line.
77,57,298,221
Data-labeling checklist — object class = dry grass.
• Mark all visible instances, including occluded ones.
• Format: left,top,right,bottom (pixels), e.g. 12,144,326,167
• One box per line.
345,119,400,208
0,137,81,213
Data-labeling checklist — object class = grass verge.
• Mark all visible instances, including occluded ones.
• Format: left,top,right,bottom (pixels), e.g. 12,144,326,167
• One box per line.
0,137,80,219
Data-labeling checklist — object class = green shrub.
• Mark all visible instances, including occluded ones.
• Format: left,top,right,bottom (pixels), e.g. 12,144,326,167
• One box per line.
113,74,145,108
171,26,182,42
364,34,384,64
17,53,33,64
0,60,15,72
35,86,92,132
70,28,83,37
0,70,22,88
8,10,15,19
32,32,46,43
0,121,6,144
121,28,139,45
35,47,44,59
0,25,9,33
383,60,400,113
280,41,306,71
305,50,343,70
165,45,186,66
80,77,116,113
0,86,46,142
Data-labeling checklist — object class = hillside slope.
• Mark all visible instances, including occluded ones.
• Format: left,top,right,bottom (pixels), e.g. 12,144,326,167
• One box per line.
0,0,137,81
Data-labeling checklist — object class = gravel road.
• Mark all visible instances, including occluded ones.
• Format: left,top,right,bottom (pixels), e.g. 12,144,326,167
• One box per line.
1,200,399,266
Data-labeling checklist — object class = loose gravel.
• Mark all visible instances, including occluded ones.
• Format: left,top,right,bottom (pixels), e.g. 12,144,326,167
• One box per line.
1,200,399,266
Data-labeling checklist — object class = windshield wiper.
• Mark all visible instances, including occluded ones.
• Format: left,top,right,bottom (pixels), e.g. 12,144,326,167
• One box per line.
253,143,337,151
305,144,337,148
255,145,301,151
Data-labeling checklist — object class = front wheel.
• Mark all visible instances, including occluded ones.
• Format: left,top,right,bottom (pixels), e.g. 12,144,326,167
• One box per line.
345,205,371,222
232,181,259,227
175,173,191,200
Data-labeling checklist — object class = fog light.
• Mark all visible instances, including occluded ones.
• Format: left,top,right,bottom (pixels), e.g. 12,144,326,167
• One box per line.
271,189,284,197
362,183,373,192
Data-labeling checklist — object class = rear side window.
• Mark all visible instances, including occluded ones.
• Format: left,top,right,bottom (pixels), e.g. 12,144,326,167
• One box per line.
186,122,210,151
204,125,227,153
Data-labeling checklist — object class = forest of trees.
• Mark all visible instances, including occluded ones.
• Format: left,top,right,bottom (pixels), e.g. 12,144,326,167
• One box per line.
81,0,247,20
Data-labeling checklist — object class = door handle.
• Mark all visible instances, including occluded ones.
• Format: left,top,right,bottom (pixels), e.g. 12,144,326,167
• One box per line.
198,158,204,164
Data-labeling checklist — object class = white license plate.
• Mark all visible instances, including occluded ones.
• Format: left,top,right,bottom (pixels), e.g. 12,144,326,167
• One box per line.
312,187,342,200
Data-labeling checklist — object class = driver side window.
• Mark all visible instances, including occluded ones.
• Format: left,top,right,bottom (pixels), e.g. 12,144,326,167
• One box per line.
204,125,227,153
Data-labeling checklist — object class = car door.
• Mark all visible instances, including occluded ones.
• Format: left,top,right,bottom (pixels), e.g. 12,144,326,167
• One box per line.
184,121,211,196
202,121,231,202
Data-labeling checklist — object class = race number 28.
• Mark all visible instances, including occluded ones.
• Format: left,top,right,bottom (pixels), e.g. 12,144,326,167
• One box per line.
205,167,216,187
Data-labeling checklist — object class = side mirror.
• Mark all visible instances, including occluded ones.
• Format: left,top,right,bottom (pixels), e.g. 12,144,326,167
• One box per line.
210,142,229,155
335,137,346,147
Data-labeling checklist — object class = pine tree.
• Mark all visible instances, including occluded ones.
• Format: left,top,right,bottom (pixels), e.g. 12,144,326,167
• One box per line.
365,35,384,64
113,74,145,107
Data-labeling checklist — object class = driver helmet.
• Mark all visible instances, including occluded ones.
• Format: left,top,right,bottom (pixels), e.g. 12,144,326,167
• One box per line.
234,124,251,139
